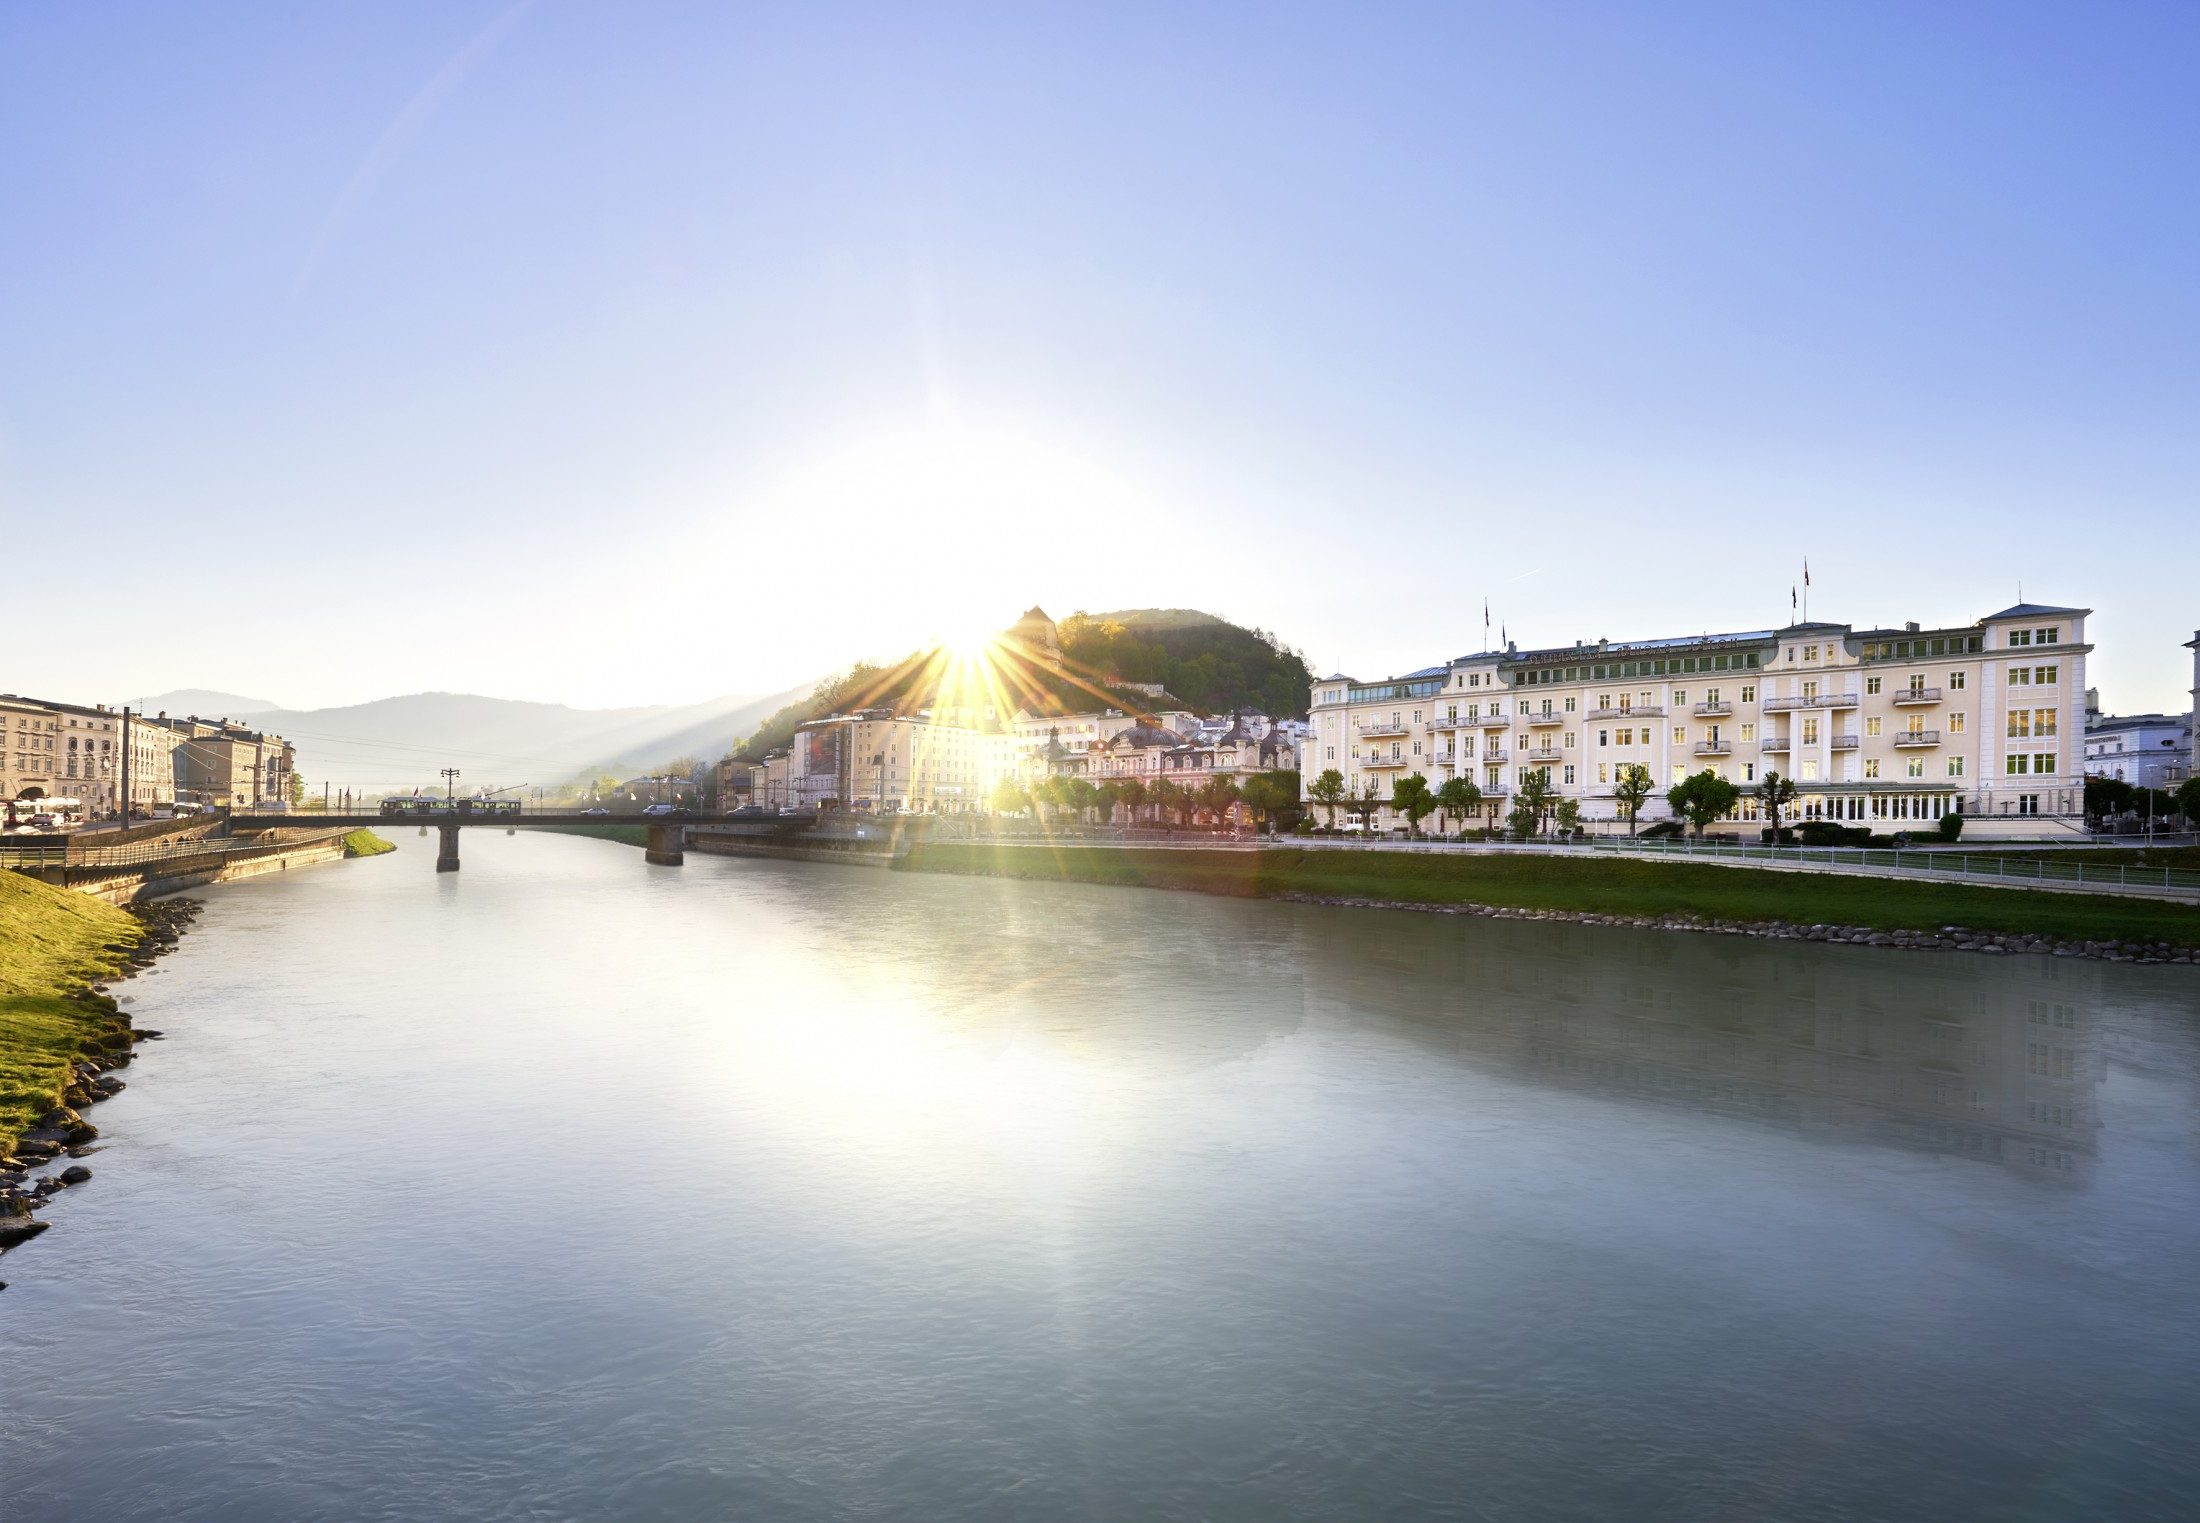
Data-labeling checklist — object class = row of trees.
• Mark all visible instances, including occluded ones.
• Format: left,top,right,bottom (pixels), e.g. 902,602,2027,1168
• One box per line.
1304,764,1665,839
988,770,1305,832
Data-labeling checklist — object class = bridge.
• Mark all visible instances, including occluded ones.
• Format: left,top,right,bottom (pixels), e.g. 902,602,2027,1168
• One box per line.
226,808,816,872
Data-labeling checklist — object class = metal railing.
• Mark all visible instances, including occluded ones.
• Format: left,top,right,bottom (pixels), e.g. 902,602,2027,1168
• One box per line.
1693,740,1732,755
1831,735,1860,750
1893,731,1941,747
1586,706,1665,720
1891,687,1942,705
1522,748,1564,763
1760,738,1791,751
1586,836,2200,895
1354,721,1411,737
1692,701,1732,717
1762,693,1860,711
1525,712,1566,727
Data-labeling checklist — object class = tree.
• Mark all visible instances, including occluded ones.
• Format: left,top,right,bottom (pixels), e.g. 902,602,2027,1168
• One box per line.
1390,772,1435,838
1434,776,1481,835
1757,770,1799,840
1505,798,1539,841
1240,771,1299,834
1117,777,1147,824
1068,778,1100,825
1612,763,1654,837
2178,777,2200,826
2086,775,2135,820
288,771,307,808
1353,780,1384,831
1666,769,1740,838
1151,777,1187,828
1553,798,1581,837
1516,769,1557,834
1308,767,1347,828
989,777,1030,816
1096,781,1123,825
1197,774,1242,828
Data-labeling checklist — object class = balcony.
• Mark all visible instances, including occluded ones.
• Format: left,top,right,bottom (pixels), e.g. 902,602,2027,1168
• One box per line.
1893,730,1941,748
1362,754,1410,769
1760,737,1791,752
1480,748,1509,764
1429,749,1456,764
1762,693,1860,712
1891,687,1942,706
1586,706,1665,721
1523,747,1564,763
1475,713,1509,728
1831,734,1859,750
1693,739,1732,756
1525,711,1566,728
1692,701,1732,717
1355,719,1410,738
1429,714,1462,731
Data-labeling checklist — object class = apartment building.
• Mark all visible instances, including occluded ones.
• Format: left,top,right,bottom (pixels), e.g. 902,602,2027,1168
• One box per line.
164,716,298,808
792,711,1019,813
1308,603,2092,837
2,695,59,808
47,700,121,816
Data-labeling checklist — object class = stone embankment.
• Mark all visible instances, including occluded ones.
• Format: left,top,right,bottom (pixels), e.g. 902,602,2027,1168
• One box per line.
0,896,198,1279
1278,894,2198,964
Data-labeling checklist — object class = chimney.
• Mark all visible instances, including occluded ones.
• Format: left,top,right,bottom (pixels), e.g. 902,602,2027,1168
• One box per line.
1904,622,1920,633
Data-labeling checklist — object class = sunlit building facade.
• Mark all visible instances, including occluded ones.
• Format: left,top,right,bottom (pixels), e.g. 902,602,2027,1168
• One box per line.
1307,603,2092,837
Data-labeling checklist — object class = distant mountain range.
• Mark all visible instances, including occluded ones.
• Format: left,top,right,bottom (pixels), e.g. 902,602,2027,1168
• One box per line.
131,684,817,793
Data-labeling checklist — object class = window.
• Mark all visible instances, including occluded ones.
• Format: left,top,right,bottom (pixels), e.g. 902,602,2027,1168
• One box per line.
2006,755,2028,775
2007,711,2030,739
1799,760,1819,780
1564,732,1576,749
1672,690,1686,706
1950,670,1966,690
2008,629,2032,647
1517,700,1529,715
1803,644,1818,662
1673,726,1686,746
1949,713,1966,734
1742,763,1755,781
1866,676,1882,695
1741,685,1756,703
1947,757,1965,777
1598,730,1609,747
2033,753,2056,774
1802,718,1820,744
1564,696,1577,712
2034,709,2058,737
1740,722,1755,741
2037,627,2060,645
1597,763,1609,784
2019,793,2041,815
1866,717,1882,737
1563,765,1576,785
2036,665,2058,685
1617,728,1634,745
1865,758,1880,779
2009,666,2031,686
1907,757,1925,778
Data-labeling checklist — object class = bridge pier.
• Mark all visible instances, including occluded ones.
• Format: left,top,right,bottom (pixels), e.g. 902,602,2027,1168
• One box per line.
436,823,461,873
645,823,685,865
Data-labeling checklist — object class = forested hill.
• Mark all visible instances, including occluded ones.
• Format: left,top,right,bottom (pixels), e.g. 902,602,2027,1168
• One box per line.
731,608,1311,761
1059,609,1311,719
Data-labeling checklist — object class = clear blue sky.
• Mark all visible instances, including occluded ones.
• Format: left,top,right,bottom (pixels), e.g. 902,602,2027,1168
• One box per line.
6,2,2195,712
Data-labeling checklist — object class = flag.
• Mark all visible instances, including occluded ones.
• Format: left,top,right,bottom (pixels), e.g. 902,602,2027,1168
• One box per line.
1791,586,1797,610
1803,559,1811,587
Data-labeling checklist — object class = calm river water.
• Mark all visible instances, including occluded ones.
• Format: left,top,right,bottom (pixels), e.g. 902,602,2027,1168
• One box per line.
5,833,2198,1521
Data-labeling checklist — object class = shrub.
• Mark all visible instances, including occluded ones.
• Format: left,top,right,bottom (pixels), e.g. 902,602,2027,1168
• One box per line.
1938,812,1964,841
1641,819,1683,839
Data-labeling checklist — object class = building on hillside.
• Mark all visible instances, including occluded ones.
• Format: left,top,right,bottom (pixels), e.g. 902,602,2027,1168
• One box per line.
792,711,1018,814
2083,712,2192,791
2,695,59,811
1308,603,2094,838
1008,606,1063,667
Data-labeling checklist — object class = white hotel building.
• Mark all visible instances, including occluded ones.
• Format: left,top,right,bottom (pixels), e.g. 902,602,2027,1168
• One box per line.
1307,603,2092,838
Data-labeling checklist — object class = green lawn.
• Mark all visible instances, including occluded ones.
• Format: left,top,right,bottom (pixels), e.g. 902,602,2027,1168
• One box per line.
1948,845,2200,870
900,843,2200,947
342,828,397,857
0,871,138,1152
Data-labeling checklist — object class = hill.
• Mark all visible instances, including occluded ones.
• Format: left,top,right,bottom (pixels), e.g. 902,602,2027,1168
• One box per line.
146,685,815,793
732,607,1310,760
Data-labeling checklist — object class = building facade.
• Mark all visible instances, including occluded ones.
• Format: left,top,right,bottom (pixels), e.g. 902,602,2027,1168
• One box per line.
1308,603,2093,837
48,701,121,817
2,695,59,810
792,712,1019,814
163,716,297,809
2083,713,2193,791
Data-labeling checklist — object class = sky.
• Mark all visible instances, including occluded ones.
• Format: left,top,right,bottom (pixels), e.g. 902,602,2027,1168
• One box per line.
5,2,2196,714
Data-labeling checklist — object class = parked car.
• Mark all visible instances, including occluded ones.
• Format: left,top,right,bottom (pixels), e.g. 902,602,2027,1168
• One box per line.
581,806,610,817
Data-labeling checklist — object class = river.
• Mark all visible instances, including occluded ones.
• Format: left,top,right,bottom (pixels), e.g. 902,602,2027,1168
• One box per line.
5,831,2197,1521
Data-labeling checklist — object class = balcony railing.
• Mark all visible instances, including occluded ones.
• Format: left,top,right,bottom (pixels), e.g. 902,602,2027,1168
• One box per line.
1760,737,1791,751
1585,706,1665,721
1892,730,1941,748
1362,754,1410,768
1692,701,1732,717
1830,734,1859,750
1429,749,1456,763
1473,713,1509,727
1693,740,1732,756
1480,748,1509,764
1354,720,1410,738
1525,712,1566,728
1762,693,1860,712
1523,747,1564,763
1891,687,1942,706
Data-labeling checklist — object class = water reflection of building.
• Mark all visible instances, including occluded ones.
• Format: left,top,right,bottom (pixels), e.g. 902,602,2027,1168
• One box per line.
1298,914,2107,1184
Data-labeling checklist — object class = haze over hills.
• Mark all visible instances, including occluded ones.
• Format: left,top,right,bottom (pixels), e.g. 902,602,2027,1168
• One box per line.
132,684,818,794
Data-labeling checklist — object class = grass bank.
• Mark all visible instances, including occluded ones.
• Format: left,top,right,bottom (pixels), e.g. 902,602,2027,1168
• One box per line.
899,843,2200,947
0,872,138,1152
342,828,396,857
